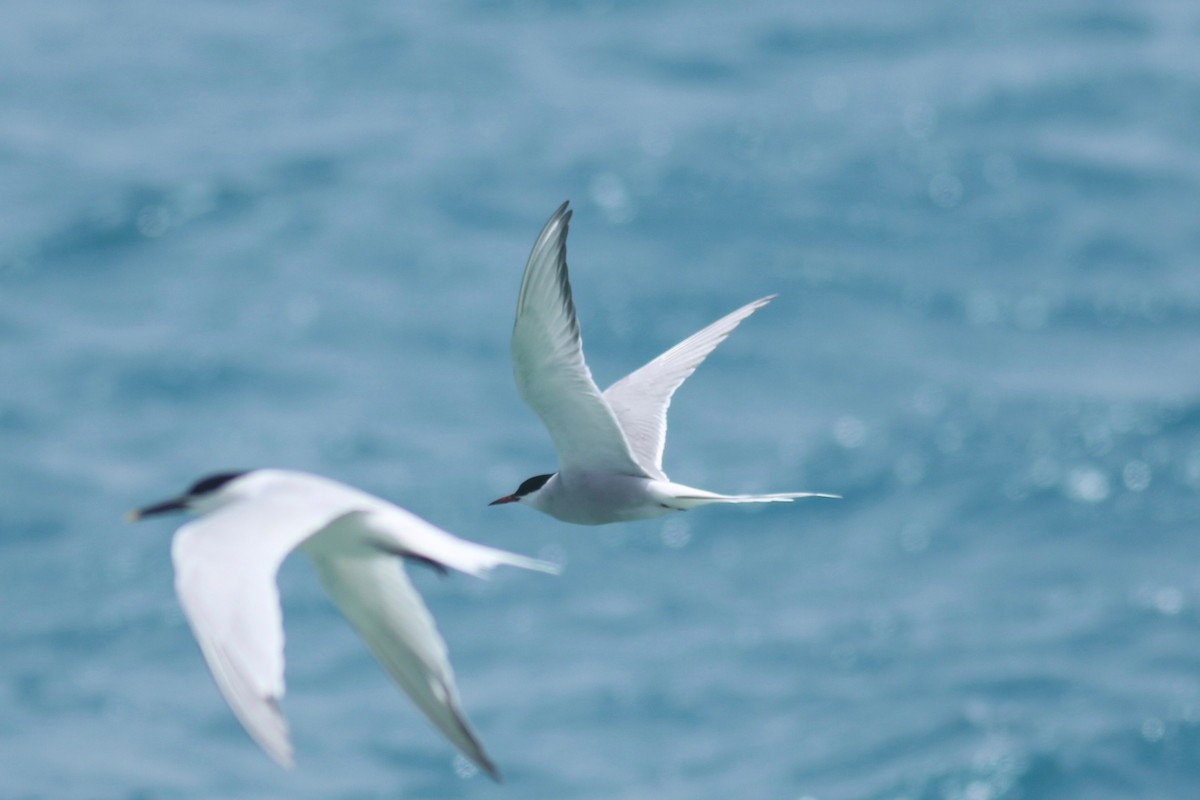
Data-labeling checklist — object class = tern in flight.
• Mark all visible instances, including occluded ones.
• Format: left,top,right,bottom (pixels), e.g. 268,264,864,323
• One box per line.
129,469,558,779
490,202,838,525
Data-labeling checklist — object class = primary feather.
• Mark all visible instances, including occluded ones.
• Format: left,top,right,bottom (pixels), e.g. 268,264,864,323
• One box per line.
603,295,777,479
510,202,650,478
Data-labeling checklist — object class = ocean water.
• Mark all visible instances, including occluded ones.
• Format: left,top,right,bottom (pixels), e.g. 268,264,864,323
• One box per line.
3,1,1200,797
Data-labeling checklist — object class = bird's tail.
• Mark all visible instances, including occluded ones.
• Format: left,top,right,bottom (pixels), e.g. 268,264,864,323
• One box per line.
417,536,561,579
475,545,562,577
657,483,840,511
359,509,562,579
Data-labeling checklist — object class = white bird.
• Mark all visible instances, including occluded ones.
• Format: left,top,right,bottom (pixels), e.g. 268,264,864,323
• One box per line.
128,468,558,780
490,201,839,525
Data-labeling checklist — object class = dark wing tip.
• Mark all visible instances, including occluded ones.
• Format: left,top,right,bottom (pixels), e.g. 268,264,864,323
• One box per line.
542,201,572,240
550,202,572,244
549,208,579,338
443,689,504,783
516,201,576,319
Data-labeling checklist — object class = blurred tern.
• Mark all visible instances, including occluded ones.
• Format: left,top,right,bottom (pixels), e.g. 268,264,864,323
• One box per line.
129,468,558,779
490,201,838,525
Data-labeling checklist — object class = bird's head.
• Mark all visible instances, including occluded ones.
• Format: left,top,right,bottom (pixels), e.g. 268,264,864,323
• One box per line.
489,473,554,507
126,470,253,521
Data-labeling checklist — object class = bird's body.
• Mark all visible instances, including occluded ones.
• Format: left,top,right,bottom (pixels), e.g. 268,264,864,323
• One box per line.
521,471,664,525
491,202,838,524
131,468,557,779
517,471,819,526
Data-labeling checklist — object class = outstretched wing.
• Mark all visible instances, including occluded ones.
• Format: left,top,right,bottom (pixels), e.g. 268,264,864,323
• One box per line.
308,553,502,780
603,296,776,478
171,470,555,774
300,491,557,780
510,202,650,477
171,491,351,767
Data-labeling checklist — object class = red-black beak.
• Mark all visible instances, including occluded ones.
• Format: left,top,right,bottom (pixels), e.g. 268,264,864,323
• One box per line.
488,495,518,506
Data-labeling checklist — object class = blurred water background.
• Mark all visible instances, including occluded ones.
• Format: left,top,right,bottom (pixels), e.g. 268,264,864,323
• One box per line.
3,1,1200,798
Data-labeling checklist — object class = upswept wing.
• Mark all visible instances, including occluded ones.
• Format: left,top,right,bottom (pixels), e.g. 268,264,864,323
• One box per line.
510,202,650,477
604,295,776,478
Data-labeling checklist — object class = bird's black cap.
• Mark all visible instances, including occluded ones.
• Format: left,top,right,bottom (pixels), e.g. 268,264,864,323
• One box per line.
187,470,250,497
515,473,553,497
127,470,251,522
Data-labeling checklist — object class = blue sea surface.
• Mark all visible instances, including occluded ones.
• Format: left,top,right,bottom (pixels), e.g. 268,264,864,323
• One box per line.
3,1,1200,798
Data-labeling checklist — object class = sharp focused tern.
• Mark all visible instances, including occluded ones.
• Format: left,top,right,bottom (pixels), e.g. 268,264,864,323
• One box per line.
129,468,558,779
490,201,839,525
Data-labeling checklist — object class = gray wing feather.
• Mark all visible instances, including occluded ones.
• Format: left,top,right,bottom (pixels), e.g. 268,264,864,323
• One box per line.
309,554,501,780
511,202,650,477
604,296,776,477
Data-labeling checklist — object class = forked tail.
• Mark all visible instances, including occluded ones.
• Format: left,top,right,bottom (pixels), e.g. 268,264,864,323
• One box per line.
428,537,562,579
360,508,563,579
659,484,841,511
